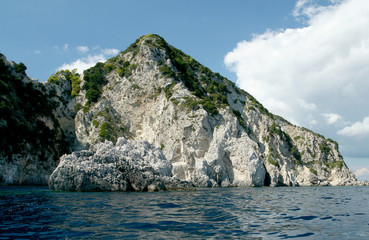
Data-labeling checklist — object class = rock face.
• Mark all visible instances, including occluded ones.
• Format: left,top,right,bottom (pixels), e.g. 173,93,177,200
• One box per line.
0,54,70,185
69,34,356,187
49,137,193,191
0,34,358,187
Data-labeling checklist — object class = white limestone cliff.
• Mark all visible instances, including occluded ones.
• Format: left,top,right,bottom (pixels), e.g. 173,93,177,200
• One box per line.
0,35,359,187
68,34,357,187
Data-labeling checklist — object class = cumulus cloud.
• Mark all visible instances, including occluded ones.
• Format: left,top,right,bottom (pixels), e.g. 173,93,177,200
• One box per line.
322,113,341,125
77,45,89,54
224,0,369,131
293,0,341,20
57,54,106,74
337,116,369,137
101,48,120,56
355,167,369,180
57,46,120,74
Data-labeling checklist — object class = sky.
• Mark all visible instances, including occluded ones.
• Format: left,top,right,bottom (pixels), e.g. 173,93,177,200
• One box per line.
1,0,369,180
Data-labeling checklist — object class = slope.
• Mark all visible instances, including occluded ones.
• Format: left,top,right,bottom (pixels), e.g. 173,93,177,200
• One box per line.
71,34,356,187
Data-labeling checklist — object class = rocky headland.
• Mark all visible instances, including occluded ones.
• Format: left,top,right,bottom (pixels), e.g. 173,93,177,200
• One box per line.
0,34,361,190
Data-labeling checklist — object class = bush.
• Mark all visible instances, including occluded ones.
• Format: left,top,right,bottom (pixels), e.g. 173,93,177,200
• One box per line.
103,63,115,73
233,109,247,130
48,74,59,84
131,84,141,90
290,145,301,161
310,168,318,175
86,88,100,104
93,120,99,128
83,62,106,104
319,142,331,154
268,155,279,167
117,61,136,78
74,103,82,113
159,65,175,78
99,122,113,141
70,75,81,97
269,122,282,136
202,99,218,115
14,62,27,74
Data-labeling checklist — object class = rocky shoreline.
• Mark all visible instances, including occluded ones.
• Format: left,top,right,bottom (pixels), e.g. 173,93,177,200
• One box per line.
48,138,194,191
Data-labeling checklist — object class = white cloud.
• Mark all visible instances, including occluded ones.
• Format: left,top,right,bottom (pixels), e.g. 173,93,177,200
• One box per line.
101,48,120,56
298,99,317,111
57,45,120,74
293,0,340,20
322,113,341,125
77,46,89,54
337,116,369,137
34,50,41,54
224,0,369,137
57,54,106,74
355,168,369,181
63,44,69,51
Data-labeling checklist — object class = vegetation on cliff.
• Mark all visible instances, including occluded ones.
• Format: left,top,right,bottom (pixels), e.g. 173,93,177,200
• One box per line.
0,55,69,166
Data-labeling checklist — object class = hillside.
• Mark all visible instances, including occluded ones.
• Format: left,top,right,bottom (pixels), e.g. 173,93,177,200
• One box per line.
0,34,357,187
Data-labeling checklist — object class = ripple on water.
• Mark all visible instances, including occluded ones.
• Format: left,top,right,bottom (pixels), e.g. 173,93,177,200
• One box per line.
1,186,369,239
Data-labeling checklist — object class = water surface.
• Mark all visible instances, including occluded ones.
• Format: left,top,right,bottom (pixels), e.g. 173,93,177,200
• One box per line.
0,186,368,239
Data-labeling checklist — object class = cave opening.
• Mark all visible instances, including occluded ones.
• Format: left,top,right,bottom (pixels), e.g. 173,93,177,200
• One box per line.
264,171,271,187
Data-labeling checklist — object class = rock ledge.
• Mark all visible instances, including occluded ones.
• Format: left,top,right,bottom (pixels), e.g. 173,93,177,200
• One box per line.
48,137,194,191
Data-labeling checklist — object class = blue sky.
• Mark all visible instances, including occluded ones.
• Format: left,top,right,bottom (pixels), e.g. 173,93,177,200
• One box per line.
1,0,369,180
1,0,299,81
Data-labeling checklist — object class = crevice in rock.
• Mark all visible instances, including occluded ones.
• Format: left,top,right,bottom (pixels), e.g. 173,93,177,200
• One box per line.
264,169,271,187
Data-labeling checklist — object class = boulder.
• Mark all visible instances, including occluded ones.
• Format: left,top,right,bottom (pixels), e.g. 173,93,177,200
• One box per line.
48,137,193,191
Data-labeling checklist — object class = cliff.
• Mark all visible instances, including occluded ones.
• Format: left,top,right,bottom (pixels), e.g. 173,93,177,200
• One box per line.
0,34,358,187
0,54,69,185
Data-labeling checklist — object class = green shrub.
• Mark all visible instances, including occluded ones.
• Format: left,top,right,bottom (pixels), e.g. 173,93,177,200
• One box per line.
182,97,200,111
202,99,218,115
93,120,99,128
103,63,115,73
159,65,175,78
268,155,279,167
85,88,100,104
164,83,177,99
131,84,141,90
233,109,247,130
74,103,82,113
83,62,106,104
331,161,343,169
70,75,81,97
294,136,301,141
14,62,27,74
290,145,301,161
319,142,331,154
310,168,317,175
269,122,282,136
48,74,59,84
99,122,113,141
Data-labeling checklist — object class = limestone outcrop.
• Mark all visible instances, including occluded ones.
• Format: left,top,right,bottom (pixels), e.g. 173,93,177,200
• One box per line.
69,34,356,187
48,138,193,191
0,34,359,187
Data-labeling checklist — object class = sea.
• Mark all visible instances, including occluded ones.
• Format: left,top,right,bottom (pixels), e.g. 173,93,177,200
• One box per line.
0,186,368,239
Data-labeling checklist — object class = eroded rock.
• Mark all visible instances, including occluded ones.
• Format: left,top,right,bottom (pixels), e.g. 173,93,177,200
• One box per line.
48,138,193,191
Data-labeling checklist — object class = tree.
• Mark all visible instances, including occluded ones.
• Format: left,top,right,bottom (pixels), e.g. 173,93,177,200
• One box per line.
14,62,27,74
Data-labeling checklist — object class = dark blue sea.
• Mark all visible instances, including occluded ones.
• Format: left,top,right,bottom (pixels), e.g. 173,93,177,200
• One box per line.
0,186,368,239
